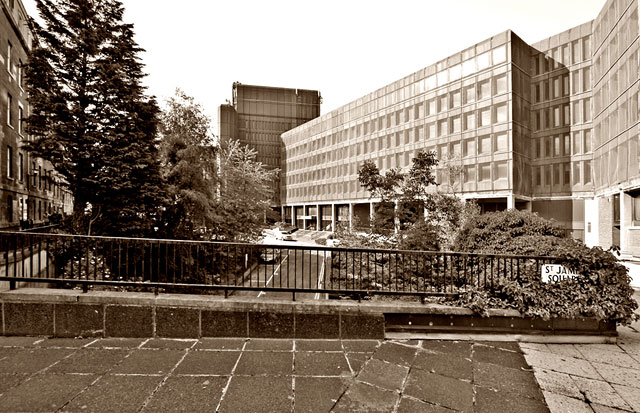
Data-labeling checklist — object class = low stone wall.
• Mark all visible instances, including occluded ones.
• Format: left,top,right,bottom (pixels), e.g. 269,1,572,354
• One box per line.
0,288,617,341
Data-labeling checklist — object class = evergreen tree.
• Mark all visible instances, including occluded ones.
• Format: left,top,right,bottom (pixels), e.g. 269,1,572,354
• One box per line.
24,0,164,236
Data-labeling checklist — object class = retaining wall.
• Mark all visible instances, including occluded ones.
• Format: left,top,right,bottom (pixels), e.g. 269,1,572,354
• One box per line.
0,288,617,341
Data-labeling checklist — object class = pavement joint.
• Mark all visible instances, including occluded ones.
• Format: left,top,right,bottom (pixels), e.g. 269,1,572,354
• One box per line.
214,340,247,412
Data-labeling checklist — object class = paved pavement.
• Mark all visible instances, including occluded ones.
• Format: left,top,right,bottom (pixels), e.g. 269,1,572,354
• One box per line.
519,295,640,413
0,336,546,412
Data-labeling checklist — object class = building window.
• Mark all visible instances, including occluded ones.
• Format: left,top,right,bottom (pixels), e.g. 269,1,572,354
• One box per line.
464,138,476,157
495,132,508,152
451,116,461,133
495,103,508,123
6,93,11,126
464,165,476,183
494,74,507,95
7,41,11,73
18,152,23,182
495,162,508,180
478,135,491,154
478,107,491,127
464,112,476,130
479,163,491,181
477,80,490,100
17,103,23,135
7,146,12,178
464,85,475,104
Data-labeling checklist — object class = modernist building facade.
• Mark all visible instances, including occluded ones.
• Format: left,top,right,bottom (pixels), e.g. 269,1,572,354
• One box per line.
218,82,321,206
0,0,72,229
278,0,640,255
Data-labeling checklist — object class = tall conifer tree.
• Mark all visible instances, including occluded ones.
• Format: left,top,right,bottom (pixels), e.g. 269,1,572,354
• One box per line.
24,0,164,236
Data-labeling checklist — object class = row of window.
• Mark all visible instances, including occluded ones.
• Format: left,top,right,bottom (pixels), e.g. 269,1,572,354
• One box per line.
288,104,509,171
593,8,638,81
532,99,592,131
6,145,59,194
534,132,593,159
287,73,510,158
532,67,591,103
6,195,60,223
533,161,593,187
594,0,633,47
593,50,639,114
6,92,24,134
532,36,592,76
593,91,639,148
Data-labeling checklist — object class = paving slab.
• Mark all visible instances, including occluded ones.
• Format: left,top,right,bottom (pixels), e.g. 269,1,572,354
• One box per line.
421,340,472,358
62,375,162,413
193,338,245,350
234,351,293,375
332,381,398,412
0,347,74,374
345,352,368,373
474,361,544,400
0,373,96,412
87,338,146,349
404,369,473,412
173,350,240,375
413,349,472,380
110,349,185,375
293,377,348,412
356,358,409,391
141,376,227,412
372,341,417,366
521,348,601,379
47,348,129,374
533,368,585,399
396,396,454,412
611,383,640,411
571,376,631,410
341,339,379,353
244,338,292,351
294,339,343,352
542,391,593,413
218,376,292,412
591,361,640,389
141,338,197,350
295,351,350,376
474,344,530,370
474,385,549,413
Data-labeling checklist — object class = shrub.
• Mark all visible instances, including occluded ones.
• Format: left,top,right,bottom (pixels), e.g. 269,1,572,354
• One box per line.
451,209,638,325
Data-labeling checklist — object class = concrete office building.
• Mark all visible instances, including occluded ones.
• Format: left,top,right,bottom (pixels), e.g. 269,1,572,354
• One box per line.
218,82,321,206
0,0,71,229
279,0,640,255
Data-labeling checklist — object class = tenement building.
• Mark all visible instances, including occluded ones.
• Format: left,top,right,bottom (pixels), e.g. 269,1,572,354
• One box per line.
278,0,640,254
0,0,71,229
218,82,321,206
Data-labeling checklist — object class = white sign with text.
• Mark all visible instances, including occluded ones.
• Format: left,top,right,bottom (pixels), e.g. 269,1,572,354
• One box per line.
541,264,581,283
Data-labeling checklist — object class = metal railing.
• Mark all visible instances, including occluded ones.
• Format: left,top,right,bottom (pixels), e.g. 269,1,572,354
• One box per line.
0,231,558,300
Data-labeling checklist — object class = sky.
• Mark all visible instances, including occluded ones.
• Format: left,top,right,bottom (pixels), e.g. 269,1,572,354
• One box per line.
21,0,606,132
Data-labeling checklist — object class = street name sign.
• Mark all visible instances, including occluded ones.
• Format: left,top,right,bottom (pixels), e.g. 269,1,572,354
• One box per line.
541,264,580,283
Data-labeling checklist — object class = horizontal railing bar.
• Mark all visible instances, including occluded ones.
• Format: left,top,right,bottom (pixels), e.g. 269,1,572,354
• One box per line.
0,231,560,261
0,276,457,297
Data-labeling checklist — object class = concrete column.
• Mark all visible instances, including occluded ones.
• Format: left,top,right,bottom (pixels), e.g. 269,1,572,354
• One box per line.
331,204,336,232
507,195,515,210
291,207,295,227
281,206,285,223
621,190,632,254
348,203,353,230
316,204,321,231
303,206,307,230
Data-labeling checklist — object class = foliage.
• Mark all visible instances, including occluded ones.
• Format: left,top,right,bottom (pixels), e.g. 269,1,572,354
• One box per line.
25,0,164,237
397,220,440,251
214,139,279,241
450,209,638,325
454,209,566,254
158,89,218,240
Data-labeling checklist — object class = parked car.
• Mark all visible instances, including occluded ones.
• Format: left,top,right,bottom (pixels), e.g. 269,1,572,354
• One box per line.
273,224,298,241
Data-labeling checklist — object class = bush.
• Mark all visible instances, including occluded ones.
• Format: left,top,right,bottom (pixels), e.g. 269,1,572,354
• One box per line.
451,209,638,325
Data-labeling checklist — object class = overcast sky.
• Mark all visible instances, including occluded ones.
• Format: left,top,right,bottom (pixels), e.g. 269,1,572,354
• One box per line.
22,0,605,132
